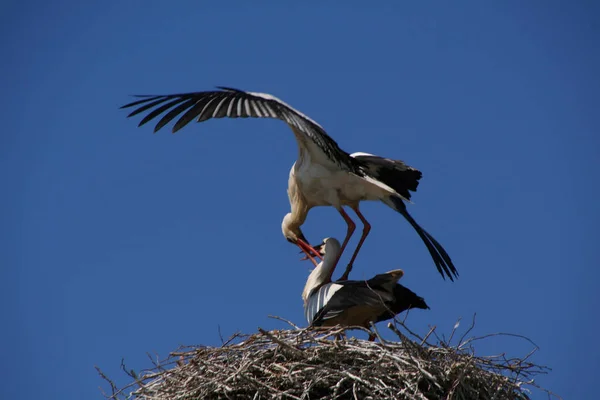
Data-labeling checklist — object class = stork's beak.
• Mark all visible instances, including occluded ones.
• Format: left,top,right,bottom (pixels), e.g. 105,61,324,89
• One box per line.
299,240,325,260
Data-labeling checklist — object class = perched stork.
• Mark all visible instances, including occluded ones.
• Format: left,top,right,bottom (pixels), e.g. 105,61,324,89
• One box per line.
303,237,429,340
121,87,458,280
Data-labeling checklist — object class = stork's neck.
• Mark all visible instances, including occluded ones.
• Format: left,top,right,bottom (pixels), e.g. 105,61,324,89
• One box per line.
287,166,309,223
301,240,341,303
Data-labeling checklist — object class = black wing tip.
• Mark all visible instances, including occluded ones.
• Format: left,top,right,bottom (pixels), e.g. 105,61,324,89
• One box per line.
120,95,162,110
431,237,458,282
121,101,141,110
424,233,459,281
436,257,458,282
391,199,459,282
423,241,458,282
443,262,459,281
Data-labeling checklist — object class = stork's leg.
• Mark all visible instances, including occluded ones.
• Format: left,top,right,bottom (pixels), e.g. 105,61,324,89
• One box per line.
332,207,356,270
296,238,323,267
339,205,371,280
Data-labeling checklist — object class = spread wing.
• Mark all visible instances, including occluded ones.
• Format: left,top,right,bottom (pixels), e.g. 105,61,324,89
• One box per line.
121,87,358,172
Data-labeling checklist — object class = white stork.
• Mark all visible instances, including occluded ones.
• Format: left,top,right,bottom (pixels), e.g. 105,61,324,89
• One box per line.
303,237,429,340
121,87,458,280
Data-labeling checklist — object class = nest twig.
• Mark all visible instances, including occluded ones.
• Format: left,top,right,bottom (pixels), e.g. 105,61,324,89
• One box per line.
97,316,561,400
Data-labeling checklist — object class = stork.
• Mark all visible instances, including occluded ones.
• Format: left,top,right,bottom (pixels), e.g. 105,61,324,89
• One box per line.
303,237,429,340
121,87,458,280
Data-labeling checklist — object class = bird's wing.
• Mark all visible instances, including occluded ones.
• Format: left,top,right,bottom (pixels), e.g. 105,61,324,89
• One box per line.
304,283,344,325
121,87,356,171
308,281,395,326
364,269,404,288
350,152,422,201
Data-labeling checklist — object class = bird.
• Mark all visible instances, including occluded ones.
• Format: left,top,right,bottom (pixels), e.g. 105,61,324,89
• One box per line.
121,86,458,280
302,237,429,340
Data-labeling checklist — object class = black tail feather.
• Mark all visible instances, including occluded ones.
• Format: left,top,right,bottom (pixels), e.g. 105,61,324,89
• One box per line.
388,196,458,281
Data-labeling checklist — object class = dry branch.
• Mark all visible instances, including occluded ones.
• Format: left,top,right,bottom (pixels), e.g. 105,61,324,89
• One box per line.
97,319,560,400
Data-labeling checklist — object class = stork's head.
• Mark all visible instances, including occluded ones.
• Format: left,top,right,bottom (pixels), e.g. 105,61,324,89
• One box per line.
282,213,324,265
281,213,305,243
314,237,340,259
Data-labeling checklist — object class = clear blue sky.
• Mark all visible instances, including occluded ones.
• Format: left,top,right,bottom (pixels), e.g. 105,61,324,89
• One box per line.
2,1,598,399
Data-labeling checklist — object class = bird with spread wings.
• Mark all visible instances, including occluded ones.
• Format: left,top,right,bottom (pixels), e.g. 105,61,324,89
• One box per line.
121,87,458,281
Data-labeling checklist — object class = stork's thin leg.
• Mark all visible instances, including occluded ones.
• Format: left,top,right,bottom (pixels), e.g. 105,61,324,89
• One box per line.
339,205,371,280
332,207,356,270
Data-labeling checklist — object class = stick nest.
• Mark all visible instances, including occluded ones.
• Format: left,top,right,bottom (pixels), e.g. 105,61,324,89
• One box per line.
98,317,559,400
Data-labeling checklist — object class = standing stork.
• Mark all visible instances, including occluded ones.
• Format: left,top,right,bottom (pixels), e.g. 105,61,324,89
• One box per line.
303,237,429,340
121,87,458,280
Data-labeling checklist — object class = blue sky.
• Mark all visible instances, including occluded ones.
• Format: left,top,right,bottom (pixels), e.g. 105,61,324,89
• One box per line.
2,1,598,399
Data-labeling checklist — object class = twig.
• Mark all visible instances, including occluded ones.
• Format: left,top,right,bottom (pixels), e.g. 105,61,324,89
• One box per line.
120,358,137,379
218,325,225,345
448,316,462,345
457,313,477,348
268,315,301,330
369,321,386,344
421,325,436,346
461,332,540,350
257,327,306,358
395,318,426,343
95,366,117,397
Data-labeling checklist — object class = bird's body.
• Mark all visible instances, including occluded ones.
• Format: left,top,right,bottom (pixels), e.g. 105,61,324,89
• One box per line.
306,278,428,328
290,160,385,209
302,238,429,332
121,87,458,280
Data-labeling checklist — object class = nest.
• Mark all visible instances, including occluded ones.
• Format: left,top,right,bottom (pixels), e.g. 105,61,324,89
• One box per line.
97,317,560,400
